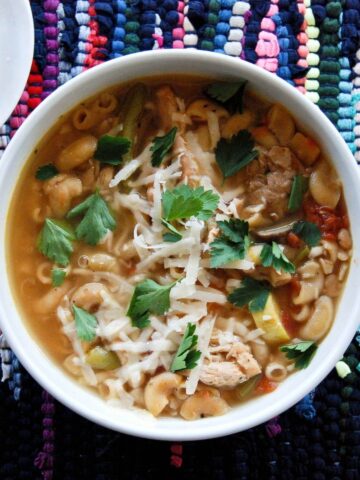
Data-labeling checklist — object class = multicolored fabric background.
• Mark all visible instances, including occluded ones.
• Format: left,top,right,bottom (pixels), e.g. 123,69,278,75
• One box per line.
0,1,360,478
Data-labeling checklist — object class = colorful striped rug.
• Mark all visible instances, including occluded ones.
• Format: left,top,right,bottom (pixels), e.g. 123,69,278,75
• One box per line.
0,1,360,479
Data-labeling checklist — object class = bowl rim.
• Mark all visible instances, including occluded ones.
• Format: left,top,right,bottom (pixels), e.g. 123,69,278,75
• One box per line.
0,0,34,127
1,49,360,441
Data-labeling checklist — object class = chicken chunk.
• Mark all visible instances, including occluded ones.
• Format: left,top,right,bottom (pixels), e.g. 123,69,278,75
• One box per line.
200,338,261,389
200,362,247,388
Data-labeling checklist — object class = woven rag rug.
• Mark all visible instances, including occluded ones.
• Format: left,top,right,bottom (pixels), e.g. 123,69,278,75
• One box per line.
1,1,360,479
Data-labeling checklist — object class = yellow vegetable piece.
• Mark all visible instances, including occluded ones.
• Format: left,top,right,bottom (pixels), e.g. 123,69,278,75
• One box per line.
289,132,320,166
85,346,121,370
221,111,254,139
251,294,290,344
267,104,295,146
251,126,278,149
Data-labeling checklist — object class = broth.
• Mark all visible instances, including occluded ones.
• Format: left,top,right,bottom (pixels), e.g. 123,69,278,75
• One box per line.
7,76,351,419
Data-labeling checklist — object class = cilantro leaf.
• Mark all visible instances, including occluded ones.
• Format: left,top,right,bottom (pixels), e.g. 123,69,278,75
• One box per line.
162,219,182,243
127,279,177,328
67,191,116,246
36,164,59,181
292,221,321,247
288,175,308,212
162,184,219,222
37,219,75,266
217,219,249,243
150,127,177,167
94,135,131,165
228,277,271,313
280,341,318,370
205,80,247,114
260,242,296,274
170,323,201,372
215,130,258,179
210,219,250,267
51,268,66,287
72,304,98,342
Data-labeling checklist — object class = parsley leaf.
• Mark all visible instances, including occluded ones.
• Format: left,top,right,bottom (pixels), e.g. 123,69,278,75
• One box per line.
292,221,321,247
215,130,258,179
94,135,131,165
170,323,201,372
260,242,296,274
280,341,318,370
205,80,247,114
127,279,177,328
162,219,182,243
72,304,98,342
36,164,59,181
162,184,219,222
37,219,75,266
150,127,177,167
67,191,116,246
228,277,271,313
288,175,308,212
51,268,66,287
210,219,250,267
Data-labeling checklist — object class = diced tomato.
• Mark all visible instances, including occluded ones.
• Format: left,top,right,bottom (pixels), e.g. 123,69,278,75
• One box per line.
281,310,298,336
287,231,301,248
303,198,346,240
255,376,277,394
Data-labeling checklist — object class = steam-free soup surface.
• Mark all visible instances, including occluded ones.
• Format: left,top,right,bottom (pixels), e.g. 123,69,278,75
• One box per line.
8,76,351,420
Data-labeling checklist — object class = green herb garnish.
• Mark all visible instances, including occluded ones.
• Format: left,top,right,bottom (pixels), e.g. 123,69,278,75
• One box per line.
170,323,201,372
209,219,250,268
73,304,98,342
162,184,219,222
260,242,296,274
94,135,131,165
292,221,321,247
280,341,318,370
151,127,177,167
228,277,271,313
162,219,182,243
51,268,66,287
127,279,177,328
35,164,59,181
37,219,75,266
288,175,308,212
67,191,116,246
205,80,247,113
215,130,258,179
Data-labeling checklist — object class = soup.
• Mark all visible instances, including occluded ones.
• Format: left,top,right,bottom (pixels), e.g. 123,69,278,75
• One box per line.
7,76,351,420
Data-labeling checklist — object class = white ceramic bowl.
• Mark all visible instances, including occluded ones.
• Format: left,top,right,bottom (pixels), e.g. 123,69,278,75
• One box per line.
0,0,34,126
0,50,359,441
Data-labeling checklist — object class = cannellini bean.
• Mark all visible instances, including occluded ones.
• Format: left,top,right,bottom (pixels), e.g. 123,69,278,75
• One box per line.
88,254,117,272
324,274,341,298
293,261,324,305
55,135,97,171
338,228,352,250
309,160,341,208
43,174,82,217
180,391,229,420
300,295,333,341
319,258,333,275
144,372,183,416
